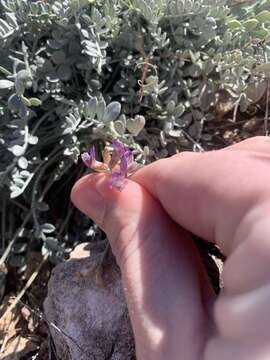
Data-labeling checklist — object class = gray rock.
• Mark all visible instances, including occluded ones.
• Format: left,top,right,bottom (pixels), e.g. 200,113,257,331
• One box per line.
44,243,135,360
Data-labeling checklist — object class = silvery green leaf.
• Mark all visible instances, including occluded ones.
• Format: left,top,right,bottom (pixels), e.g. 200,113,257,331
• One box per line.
40,223,56,234
0,66,12,76
114,120,126,135
81,29,90,38
174,104,185,118
160,130,167,147
96,98,106,121
64,110,81,134
28,135,39,145
9,145,25,156
163,119,173,133
253,27,269,40
127,115,146,136
118,114,127,127
143,146,150,157
256,11,270,23
0,18,12,33
21,96,31,107
8,94,22,112
103,101,121,122
85,97,97,118
20,171,31,178
16,69,32,82
82,39,101,57
18,157,28,169
166,100,176,113
243,19,259,32
29,98,42,106
13,177,25,187
5,12,18,28
0,79,14,89
78,119,93,129
88,79,101,90
239,94,248,112
63,146,80,162
15,78,25,96
226,19,242,32
168,129,183,138
10,187,23,198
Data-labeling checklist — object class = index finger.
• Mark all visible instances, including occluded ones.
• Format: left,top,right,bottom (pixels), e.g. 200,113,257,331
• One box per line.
132,136,270,256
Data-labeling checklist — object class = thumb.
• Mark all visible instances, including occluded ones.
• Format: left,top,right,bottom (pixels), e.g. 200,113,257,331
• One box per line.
71,173,212,360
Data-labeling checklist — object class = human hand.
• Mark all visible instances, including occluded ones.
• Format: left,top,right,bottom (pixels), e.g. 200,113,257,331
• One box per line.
71,136,270,360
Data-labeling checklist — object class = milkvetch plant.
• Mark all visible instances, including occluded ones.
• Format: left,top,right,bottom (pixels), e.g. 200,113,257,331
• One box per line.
0,0,269,270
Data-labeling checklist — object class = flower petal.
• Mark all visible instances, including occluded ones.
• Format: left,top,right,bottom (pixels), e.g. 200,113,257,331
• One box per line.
82,146,109,172
120,150,133,173
112,139,125,157
81,152,93,168
125,150,133,164
109,172,126,192
81,146,96,168
89,146,95,159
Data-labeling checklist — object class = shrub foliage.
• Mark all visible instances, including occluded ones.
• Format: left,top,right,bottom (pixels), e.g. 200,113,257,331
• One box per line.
0,0,270,267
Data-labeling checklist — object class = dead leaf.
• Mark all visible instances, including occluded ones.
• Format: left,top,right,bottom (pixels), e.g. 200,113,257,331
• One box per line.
0,334,38,360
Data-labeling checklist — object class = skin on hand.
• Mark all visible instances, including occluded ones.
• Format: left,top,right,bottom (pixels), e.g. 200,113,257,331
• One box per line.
71,136,270,360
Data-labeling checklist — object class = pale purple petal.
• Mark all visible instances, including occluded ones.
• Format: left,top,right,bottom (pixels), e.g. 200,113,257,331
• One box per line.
81,152,92,167
120,150,133,173
109,139,126,169
109,172,125,192
88,146,95,159
120,156,127,173
125,150,133,164
81,146,95,168
112,139,125,157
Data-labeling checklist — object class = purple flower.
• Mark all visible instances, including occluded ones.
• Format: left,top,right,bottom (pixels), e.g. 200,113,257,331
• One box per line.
109,172,126,192
81,146,109,172
112,139,125,157
81,146,95,168
120,150,133,173
109,139,126,170
81,140,139,192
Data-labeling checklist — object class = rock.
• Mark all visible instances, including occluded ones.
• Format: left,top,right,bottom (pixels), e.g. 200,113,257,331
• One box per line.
44,243,135,360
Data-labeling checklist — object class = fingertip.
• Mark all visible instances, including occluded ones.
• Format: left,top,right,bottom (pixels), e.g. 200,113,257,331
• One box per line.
70,174,108,226
70,175,86,206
